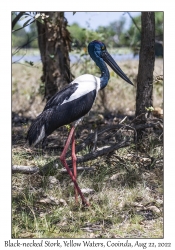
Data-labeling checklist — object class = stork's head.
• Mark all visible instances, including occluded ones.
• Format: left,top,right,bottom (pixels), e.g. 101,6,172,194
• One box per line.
88,40,133,86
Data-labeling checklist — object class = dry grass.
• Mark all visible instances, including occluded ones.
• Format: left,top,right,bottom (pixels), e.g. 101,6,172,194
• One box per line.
12,144,163,238
12,56,163,238
12,58,163,117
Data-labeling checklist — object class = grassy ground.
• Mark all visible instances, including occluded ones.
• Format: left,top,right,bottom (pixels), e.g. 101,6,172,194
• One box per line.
12,57,163,238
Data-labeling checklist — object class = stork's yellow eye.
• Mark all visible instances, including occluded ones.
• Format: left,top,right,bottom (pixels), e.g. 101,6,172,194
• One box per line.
101,45,105,50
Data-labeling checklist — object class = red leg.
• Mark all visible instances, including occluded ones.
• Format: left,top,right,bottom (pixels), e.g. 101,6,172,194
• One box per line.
71,130,78,202
60,126,89,206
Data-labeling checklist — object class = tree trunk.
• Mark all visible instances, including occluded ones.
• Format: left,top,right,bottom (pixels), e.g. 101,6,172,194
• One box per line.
37,12,73,101
135,12,155,139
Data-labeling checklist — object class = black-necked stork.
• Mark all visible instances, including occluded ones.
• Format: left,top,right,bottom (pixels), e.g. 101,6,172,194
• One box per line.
27,40,133,206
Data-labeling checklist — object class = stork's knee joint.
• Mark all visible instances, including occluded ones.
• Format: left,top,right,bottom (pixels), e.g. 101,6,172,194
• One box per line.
72,153,77,161
60,154,64,162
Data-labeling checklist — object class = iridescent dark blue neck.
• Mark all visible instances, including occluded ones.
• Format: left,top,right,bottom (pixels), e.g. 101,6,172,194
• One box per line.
95,58,110,90
88,41,110,90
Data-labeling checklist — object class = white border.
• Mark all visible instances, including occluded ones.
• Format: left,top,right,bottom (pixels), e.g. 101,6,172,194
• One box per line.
1,0,175,248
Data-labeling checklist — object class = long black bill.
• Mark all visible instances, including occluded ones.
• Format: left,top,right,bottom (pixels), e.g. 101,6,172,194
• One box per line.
102,51,133,85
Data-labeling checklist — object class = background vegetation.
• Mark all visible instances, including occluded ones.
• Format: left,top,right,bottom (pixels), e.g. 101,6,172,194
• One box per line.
12,12,163,53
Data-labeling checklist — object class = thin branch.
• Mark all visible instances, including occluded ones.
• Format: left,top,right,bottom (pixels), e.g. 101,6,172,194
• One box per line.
119,116,127,124
12,34,33,55
12,12,25,30
12,19,35,33
67,139,131,165
58,166,95,174
68,122,160,157
12,29,46,57
12,49,27,64
127,12,141,33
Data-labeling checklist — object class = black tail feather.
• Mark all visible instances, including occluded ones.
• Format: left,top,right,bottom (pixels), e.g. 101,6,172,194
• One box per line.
26,113,46,146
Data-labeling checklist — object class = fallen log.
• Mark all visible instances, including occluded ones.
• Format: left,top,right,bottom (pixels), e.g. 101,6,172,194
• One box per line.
12,165,95,175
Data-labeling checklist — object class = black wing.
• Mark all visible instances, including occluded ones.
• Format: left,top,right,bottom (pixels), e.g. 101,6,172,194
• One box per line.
27,84,97,146
45,88,97,135
44,83,78,111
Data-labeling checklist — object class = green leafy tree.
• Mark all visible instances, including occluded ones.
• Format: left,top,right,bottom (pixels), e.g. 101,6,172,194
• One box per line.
96,18,126,47
67,23,86,47
67,22,104,49
12,12,28,48
119,12,163,55
27,22,38,48
119,15,141,50
155,12,163,40
12,12,38,49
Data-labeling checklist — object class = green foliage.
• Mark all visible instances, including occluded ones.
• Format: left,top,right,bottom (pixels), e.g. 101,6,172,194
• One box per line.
12,12,39,49
12,21,28,48
119,12,163,55
12,11,163,53
68,12,162,52
96,18,126,47
119,15,141,48
27,22,39,48
68,18,126,49
123,12,163,45
12,13,28,44
155,12,163,40
67,22,104,48
67,23,86,47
